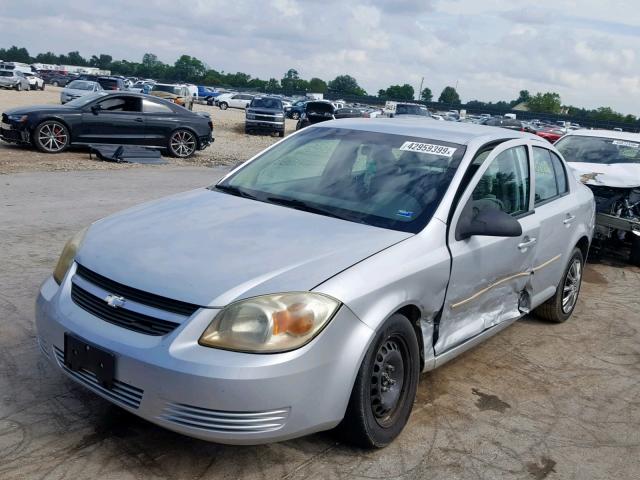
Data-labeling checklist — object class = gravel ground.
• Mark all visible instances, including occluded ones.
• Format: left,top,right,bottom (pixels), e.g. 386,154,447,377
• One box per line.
1,168,639,479
0,86,297,174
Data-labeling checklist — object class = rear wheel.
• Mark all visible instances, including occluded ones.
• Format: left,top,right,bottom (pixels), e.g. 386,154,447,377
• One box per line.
534,248,584,323
219,102,228,110
51,81,59,87
630,235,640,267
33,120,70,153
40,83,45,91
291,111,300,120
278,131,285,138
338,313,419,448
16,83,22,91
168,129,197,158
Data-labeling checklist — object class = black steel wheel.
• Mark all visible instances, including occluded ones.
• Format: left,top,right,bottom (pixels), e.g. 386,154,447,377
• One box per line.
33,120,70,153
338,313,419,448
168,129,197,158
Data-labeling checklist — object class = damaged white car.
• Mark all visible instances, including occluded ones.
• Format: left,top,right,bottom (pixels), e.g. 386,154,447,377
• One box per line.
556,130,640,265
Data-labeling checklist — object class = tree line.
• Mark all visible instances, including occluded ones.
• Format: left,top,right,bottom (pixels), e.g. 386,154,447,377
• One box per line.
0,45,636,124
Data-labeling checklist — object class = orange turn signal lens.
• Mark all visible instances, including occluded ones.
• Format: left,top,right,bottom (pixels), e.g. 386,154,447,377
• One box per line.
272,303,314,336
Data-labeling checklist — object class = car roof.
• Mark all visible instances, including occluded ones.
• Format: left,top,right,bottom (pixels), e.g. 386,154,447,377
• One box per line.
563,129,640,142
313,117,539,145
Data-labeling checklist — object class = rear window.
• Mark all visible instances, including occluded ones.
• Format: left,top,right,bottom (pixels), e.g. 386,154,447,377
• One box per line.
67,80,95,90
98,78,121,89
396,104,429,116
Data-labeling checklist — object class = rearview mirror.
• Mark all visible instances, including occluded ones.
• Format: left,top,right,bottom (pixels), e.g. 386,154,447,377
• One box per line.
456,205,522,240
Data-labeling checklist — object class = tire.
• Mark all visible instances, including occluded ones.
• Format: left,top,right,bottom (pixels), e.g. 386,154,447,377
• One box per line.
219,102,228,110
207,98,213,106
339,313,420,448
41,83,45,91
33,120,70,153
168,129,198,158
291,111,300,120
52,81,59,87
278,131,285,138
630,235,640,267
16,83,22,91
534,248,584,323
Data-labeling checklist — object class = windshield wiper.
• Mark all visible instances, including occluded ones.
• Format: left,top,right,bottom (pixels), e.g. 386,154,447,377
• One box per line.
213,184,258,200
266,196,347,221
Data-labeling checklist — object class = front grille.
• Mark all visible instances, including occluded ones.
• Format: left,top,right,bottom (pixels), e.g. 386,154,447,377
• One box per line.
71,283,179,335
54,347,143,409
160,402,290,434
75,264,200,316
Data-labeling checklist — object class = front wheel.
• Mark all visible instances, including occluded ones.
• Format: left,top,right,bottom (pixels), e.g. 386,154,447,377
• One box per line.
168,129,197,158
338,313,420,448
534,248,584,322
219,102,228,110
33,120,70,153
291,111,300,120
16,83,22,91
51,81,59,87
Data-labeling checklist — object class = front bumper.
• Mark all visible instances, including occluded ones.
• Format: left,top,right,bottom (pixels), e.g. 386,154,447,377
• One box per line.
596,213,640,234
0,122,29,144
245,119,285,131
35,267,373,444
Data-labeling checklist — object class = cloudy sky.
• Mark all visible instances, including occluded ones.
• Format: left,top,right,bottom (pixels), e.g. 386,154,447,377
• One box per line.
1,0,638,113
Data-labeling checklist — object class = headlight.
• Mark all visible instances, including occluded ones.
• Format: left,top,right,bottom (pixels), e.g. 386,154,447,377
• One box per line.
7,114,27,123
275,113,284,118
199,292,340,353
52,228,88,284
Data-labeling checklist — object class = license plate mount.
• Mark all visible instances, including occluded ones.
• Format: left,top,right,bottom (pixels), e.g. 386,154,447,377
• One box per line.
64,333,116,389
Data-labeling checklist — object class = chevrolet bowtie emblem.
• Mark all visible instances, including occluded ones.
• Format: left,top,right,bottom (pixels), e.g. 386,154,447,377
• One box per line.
105,294,126,308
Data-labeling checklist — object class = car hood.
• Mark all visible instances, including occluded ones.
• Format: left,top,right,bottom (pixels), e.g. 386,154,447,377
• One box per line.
4,104,72,115
568,161,640,188
62,88,92,96
76,189,411,307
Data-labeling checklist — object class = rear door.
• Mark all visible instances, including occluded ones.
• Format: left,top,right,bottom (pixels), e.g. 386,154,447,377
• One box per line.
529,145,576,306
436,140,540,354
79,96,145,145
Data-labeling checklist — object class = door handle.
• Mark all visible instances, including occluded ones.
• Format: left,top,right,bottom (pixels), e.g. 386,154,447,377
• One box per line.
134,117,143,122
563,214,576,225
518,237,537,250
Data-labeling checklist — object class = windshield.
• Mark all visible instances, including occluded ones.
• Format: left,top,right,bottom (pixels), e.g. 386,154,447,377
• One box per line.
64,91,109,107
396,104,430,116
555,135,640,165
67,80,95,90
153,84,180,94
216,127,466,233
250,98,283,109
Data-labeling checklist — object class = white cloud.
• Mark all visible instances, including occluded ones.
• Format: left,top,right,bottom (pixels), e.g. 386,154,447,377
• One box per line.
0,0,638,114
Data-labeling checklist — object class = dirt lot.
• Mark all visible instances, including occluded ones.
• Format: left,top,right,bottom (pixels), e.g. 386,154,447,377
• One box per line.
1,166,639,479
0,86,298,174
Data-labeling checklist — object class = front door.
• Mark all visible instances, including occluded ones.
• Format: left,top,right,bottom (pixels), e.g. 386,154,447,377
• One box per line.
79,96,145,145
436,141,540,355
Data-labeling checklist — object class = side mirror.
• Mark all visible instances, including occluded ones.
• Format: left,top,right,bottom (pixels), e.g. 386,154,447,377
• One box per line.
456,204,522,240
91,104,102,114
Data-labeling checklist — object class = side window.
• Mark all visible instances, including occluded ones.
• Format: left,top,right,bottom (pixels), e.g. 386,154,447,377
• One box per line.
549,151,568,194
232,94,241,99
97,96,141,112
470,146,530,216
533,147,559,204
142,98,173,113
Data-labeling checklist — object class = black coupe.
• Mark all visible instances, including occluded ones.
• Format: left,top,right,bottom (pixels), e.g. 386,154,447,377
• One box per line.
0,92,213,157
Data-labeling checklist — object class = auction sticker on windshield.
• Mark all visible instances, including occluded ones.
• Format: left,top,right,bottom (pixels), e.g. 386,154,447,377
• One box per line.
399,141,457,157
612,140,639,149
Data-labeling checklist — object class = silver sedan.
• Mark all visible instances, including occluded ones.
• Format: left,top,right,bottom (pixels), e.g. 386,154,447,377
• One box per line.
36,119,594,447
